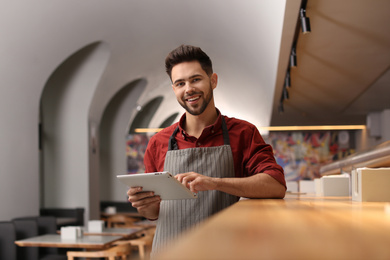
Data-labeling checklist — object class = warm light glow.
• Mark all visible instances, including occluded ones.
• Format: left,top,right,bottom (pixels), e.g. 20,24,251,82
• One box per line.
135,125,366,133
258,125,366,131
134,128,163,133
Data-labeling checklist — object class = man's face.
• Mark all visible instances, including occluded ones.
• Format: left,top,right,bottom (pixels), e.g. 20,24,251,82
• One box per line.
171,61,217,116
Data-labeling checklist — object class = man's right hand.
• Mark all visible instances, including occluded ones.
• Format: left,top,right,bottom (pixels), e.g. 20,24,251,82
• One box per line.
127,186,161,220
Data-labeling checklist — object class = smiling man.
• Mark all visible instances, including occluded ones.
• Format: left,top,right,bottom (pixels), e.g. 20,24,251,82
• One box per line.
127,45,286,255
172,60,216,117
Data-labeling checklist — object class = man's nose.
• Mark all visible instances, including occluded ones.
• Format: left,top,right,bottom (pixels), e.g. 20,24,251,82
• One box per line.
185,81,195,92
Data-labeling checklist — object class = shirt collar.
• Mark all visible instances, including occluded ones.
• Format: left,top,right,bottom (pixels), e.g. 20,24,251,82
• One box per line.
178,108,222,139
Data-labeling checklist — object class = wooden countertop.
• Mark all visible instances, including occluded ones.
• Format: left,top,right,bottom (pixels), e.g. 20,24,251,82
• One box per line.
156,194,390,260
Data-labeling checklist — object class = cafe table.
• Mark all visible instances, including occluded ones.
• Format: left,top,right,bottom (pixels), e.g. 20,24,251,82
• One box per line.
100,211,142,219
15,234,123,250
132,219,157,228
156,193,390,260
83,227,144,238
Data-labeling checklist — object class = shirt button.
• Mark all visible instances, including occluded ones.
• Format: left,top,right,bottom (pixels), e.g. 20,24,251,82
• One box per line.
197,142,201,146
211,130,215,134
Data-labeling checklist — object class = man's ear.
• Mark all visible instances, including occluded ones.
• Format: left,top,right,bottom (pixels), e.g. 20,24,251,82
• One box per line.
211,73,218,89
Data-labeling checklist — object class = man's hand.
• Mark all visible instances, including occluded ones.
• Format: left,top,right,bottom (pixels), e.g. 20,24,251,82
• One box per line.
127,187,161,220
175,172,218,193
176,172,286,199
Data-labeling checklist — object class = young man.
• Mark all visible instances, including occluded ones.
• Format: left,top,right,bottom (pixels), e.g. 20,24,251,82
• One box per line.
127,45,286,254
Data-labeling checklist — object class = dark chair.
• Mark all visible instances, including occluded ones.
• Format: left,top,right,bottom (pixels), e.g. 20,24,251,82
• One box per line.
35,216,68,260
13,216,61,256
0,221,17,260
12,218,67,260
13,219,40,260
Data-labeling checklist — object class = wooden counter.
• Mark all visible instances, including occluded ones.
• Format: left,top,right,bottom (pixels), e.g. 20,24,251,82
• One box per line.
156,194,390,260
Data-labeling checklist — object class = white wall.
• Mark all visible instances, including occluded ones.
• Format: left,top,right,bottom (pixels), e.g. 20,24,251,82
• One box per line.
0,0,288,221
99,79,147,202
0,69,41,220
41,42,110,222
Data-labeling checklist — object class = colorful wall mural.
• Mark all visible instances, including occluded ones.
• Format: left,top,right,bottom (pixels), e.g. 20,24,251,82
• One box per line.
265,131,355,182
126,131,356,180
126,134,149,174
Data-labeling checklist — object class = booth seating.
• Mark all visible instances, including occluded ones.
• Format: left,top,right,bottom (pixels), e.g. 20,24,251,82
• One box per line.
100,201,138,214
13,216,66,257
40,208,84,229
13,219,40,260
12,217,67,260
0,221,17,260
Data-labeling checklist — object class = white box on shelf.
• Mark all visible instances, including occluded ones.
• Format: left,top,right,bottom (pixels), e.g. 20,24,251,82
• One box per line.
299,180,315,194
286,181,298,193
314,178,322,196
352,167,390,202
88,220,105,232
315,174,349,197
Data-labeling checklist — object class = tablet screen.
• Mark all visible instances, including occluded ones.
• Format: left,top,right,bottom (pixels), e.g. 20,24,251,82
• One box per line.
117,172,198,200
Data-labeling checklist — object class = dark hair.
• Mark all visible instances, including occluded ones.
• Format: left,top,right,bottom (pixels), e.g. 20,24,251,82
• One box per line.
165,45,213,79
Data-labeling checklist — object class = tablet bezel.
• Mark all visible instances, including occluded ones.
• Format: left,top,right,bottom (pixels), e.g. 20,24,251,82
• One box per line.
116,172,198,200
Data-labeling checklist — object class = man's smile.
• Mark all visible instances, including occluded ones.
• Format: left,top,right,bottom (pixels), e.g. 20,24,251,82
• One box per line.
184,95,201,103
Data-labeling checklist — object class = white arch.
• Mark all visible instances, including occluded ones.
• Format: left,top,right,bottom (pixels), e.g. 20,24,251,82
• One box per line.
97,78,147,205
40,42,110,222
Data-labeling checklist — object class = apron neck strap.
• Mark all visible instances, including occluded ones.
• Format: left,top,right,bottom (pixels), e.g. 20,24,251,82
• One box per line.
168,127,180,150
221,116,230,146
168,116,230,151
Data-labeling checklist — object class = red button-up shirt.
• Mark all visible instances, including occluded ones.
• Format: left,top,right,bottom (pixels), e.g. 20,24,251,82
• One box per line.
144,110,286,188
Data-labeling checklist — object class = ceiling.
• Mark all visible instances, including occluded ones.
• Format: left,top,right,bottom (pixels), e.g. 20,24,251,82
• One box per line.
3,0,389,131
81,0,291,130
271,0,390,126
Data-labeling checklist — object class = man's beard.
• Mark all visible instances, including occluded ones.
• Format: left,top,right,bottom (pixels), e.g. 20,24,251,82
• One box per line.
179,81,213,116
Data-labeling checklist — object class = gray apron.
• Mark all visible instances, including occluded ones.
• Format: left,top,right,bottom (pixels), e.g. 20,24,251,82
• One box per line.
151,117,239,255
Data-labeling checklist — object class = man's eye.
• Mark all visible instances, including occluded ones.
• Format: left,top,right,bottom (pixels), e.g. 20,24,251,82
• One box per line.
192,78,201,83
176,82,185,87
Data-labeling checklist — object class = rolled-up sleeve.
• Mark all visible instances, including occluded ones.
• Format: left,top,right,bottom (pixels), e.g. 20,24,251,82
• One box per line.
245,128,286,189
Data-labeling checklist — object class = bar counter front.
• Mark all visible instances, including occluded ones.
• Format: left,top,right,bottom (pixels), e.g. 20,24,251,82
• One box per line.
156,194,390,260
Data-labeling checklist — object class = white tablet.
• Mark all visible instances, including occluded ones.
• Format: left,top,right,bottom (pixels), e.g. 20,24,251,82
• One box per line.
116,172,198,200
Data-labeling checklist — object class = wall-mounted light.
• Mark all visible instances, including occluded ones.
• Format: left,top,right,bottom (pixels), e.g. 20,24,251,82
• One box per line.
279,89,286,114
279,68,290,114
300,0,311,34
285,69,291,88
290,46,297,67
278,101,284,114
283,86,289,100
